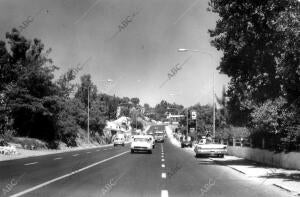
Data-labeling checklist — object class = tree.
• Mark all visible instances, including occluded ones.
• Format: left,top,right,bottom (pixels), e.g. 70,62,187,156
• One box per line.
216,85,228,126
56,67,81,99
2,29,60,142
130,97,140,106
208,0,299,127
75,74,97,107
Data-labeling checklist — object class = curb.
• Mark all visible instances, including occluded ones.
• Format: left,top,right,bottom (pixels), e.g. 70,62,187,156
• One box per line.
227,166,246,175
272,183,293,193
209,158,247,175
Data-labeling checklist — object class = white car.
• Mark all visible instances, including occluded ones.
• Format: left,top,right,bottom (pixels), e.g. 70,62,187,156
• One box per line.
131,135,153,154
194,138,227,158
145,135,155,149
113,137,125,146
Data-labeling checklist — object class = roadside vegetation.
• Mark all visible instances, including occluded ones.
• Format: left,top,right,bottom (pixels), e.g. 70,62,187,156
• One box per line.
207,0,300,151
0,29,145,149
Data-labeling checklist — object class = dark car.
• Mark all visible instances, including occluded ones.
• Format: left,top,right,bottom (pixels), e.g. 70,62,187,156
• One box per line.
181,136,192,148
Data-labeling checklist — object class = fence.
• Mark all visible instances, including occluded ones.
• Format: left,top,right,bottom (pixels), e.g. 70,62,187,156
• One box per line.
218,137,300,152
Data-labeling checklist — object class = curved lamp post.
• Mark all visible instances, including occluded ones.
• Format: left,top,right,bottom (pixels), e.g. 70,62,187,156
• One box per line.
177,48,217,139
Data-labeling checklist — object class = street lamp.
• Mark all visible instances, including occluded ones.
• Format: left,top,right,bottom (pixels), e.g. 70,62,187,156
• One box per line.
177,48,217,139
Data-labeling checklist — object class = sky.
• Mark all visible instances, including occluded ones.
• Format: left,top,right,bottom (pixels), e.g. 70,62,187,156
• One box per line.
0,0,230,107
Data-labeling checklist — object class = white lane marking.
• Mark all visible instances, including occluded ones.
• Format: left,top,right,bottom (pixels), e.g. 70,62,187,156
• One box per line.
54,157,62,160
162,164,165,168
104,149,107,150
162,159,165,162
86,152,91,154
72,154,79,157
161,190,169,197
24,162,38,166
11,151,129,197
161,155,164,158
96,150,100,152
162,172,166,179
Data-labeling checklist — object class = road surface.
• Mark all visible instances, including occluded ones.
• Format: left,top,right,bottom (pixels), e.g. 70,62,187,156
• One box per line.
0,125,292,197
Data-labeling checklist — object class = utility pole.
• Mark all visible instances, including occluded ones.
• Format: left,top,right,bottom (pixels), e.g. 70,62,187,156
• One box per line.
135,111,137,130
87,85,90,144
213,73,215,141
186,110,189,136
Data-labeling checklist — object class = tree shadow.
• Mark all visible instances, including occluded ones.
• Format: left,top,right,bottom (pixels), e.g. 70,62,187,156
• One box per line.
260,172,300,182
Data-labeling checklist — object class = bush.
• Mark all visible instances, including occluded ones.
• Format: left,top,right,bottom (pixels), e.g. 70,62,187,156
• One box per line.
11,137,47,150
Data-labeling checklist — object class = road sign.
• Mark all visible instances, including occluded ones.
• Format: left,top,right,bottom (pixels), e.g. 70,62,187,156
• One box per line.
191,111,197,120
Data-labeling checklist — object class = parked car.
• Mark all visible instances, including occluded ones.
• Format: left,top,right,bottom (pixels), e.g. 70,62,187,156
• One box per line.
131,135,153,154
194,138,227,158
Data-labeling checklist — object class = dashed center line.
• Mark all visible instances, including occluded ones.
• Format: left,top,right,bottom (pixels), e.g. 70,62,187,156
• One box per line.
24,162,38,166
162,158,165,162
86,152,91,154
54,157,62,160
161,172,166,179
161,190,169,197
162,164,165,168
96,150,100,152
104,149,107,150
72,154,79,157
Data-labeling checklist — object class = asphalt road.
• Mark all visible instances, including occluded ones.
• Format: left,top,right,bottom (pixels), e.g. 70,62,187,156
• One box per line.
0,125,292,197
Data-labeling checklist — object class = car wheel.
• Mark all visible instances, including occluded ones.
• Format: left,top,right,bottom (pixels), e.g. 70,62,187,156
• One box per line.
189,144,192,148
148,150,152,154
195,154,199,158
219,154,224,158
122,143,125,146
181,144,184,148
131,149,134,153
113,144,116,147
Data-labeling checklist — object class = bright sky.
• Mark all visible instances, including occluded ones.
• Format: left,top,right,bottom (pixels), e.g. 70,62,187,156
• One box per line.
0,0,230,107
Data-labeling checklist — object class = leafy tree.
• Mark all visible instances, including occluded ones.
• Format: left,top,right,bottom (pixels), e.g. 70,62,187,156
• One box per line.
208,0,299,129
75,74,97,107
2,29,60,142
216,85,228,126
56,67,81,99
130,97,140,106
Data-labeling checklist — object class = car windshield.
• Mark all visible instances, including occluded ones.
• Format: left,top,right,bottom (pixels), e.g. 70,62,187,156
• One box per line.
134,138,147,142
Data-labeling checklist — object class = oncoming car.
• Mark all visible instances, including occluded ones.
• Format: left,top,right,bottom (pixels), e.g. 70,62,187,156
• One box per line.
131,135,153,154
113,137,125,146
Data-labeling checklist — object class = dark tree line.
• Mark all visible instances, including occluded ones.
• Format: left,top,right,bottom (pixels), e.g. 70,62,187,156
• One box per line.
0,29,144,148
